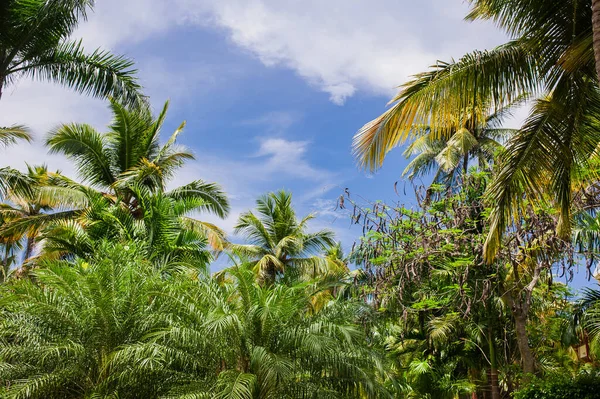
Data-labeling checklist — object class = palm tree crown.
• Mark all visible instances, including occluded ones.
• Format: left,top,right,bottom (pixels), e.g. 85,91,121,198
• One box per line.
0,242,385,398
0,101,229,267
401,102,519,185
232,190,336,285
353,0,599,262
45,99,229,218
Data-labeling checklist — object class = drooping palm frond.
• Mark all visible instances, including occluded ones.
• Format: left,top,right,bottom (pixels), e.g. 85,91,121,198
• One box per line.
16,40,143,106
0,167,33,199
0,1,142,104
353,41,538,171
0,125,32,147
166,180,230,219
484,77,600,261
573,210,600,272
46,123,116,188
181,218,227,251
0,209,80,243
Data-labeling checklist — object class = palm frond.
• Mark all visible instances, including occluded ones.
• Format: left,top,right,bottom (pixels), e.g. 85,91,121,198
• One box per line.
13,40,143,106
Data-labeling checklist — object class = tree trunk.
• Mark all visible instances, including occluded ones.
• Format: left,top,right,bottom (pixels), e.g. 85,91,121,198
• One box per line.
487,327,500,399
592,0,600,82
513,309,535,375
503,262,540,377
23,236,34,263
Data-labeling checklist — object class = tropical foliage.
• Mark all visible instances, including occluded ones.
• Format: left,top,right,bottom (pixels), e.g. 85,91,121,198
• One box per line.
0,242,386,399
231,190,335,285
353,0,600,262
2,0,600,398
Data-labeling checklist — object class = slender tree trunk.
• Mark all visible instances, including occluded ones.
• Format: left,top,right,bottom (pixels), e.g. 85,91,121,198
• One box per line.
503,262,540,377
1,245,9,282
463,153,469,175
23,236,34,263
487,327,500,399
513,308,535,375
15,237,35,279
592,0,600,82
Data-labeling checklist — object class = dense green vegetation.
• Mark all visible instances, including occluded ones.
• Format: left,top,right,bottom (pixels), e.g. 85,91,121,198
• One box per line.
3,0,600,398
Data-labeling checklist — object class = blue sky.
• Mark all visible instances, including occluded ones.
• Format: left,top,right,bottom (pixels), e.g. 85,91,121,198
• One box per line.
0,0,596,289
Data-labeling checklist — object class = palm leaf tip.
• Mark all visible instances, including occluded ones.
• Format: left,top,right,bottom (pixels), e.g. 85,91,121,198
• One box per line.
0,125,33,146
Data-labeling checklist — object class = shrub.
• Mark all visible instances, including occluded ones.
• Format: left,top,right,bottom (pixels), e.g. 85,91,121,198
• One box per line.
513,374,600,399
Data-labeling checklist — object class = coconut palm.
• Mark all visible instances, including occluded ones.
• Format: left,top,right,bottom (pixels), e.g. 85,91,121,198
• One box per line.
401,104,518,185
0,165,86,260
232,190,336,285
0,100,230,258
0,165,90,279
353,0,599,262
0,0,141,103
46,99,228,216
0,126,33,199
323,241,350,274
40,183,216,272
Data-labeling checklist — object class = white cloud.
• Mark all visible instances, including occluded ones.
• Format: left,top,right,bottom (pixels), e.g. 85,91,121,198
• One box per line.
239,111,302,134
74,0,188,49
171,136,340,235
183,0,507,104
69,0,508,106
1,0,508,150
256,138,332,181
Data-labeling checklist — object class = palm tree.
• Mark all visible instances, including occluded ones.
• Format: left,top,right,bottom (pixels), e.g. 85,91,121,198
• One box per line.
0,126,33,200
574,287,600,363
0,215,21,281
0,165,89,278
323,241,350,274
0,242,385,398
401,104,518,185
402,122,516,186
160,265,386,398
0,0,141,104
0,100,230,260
0,242,198,398
232,190,336,285
46,99,228,216
40,184,218,272
353,0,599,262
0,165,86,261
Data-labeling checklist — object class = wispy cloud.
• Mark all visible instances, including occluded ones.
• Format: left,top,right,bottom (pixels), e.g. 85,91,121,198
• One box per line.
239,111,302,135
